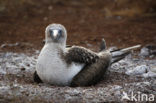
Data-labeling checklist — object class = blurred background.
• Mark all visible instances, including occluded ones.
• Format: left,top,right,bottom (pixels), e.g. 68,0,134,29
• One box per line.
0,0,156,52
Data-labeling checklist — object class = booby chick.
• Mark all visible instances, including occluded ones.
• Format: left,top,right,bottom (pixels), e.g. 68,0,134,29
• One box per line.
35,23,109,86
35,23,141,86
36,24,82,86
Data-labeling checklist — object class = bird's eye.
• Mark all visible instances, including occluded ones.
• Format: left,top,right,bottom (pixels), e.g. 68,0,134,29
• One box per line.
49,29,53,35
58,30,62,35
58,30,63,37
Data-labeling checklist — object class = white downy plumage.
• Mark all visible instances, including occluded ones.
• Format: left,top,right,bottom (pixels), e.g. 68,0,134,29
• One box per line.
36,24,84,86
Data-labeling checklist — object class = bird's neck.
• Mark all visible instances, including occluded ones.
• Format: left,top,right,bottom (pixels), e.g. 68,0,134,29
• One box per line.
45,43,66,52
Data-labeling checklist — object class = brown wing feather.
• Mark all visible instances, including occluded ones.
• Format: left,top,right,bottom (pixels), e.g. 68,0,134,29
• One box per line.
65,46,99,64
71,51,111,87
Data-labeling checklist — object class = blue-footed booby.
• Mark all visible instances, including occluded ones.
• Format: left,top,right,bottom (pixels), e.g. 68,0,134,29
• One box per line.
34,23,141,86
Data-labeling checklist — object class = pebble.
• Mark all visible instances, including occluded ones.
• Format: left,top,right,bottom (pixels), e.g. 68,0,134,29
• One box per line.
48,6,53,11
140,47,149,56
142,71,156,78
1,42,19,48
150,66,156,73
125,65,148,75
140,44,156,57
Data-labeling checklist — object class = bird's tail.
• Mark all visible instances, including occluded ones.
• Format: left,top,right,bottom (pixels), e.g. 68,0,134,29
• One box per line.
110,45,141,64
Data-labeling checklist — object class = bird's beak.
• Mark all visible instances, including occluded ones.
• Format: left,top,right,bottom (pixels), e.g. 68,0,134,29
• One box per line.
52,30,58,39
49,29,60,42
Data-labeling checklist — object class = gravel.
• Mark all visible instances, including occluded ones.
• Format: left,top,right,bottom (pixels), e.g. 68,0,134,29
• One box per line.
0,46,156,103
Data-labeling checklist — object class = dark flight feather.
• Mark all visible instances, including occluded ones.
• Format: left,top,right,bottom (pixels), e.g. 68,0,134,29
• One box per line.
71,50,111,87
65,46,99,64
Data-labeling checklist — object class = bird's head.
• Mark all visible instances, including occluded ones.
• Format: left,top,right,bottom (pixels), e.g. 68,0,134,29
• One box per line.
45,24,67,47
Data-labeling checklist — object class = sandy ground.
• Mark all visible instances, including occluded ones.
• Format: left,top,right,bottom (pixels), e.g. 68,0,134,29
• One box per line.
0,48,156,103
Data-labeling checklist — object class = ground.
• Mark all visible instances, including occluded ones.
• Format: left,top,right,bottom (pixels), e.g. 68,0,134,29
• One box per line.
0,0,156,103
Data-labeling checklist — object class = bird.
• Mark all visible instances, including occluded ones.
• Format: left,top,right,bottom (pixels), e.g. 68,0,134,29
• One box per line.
34,23,141,86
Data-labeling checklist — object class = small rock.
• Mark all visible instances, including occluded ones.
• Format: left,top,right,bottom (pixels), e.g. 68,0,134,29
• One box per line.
0,42,19,48
126,65,148,75
43,17,48,21
116,16,122,20
140,44,156,57
142,71,156,78
150,66,156,73
35,50,40,54
48,6,53,10
86,43,92,47
1,44,7,48
140,47,149,56
0,86,10,95
112,85,122,90
0,69,6,74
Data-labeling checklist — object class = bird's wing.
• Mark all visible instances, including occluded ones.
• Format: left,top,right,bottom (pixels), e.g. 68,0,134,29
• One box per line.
71,50,112,87
65,46,99,64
